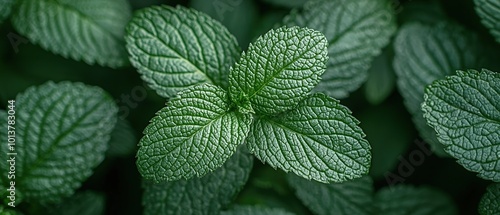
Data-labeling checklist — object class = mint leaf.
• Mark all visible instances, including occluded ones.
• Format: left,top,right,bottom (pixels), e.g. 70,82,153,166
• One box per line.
246,93,371,183
136,84,252,182
229,26,327,115
364,47,396,105
375,185,458,215
474,0,500,43
282,0,396,98
48,191,105,215
287,175,374,215
125,5,240,98
221,206,295,215
0,0,15,23
0,81,118,203
479,183,500,215
107,118,136,157
11,0,131,68
393,22,499,156
422,69,500,181
142,147,253,215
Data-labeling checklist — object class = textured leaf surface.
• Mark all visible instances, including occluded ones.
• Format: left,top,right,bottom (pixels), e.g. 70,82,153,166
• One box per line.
479,183,500,215
48,191,105,215
126,5,240,98
283,0,396,98
422,69,500,181
142,148,253,215
136,84,252,182
221,206,295,215
0,82,118,203
288,175,374,215
375,185,458,215
0,0,15,23
474,0,500,43
107,118,136,157
393,22,499,156
246,93,371,183
11,0,131,67
229,26,327,115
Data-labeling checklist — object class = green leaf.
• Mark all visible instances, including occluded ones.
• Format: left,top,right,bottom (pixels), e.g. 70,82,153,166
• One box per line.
474,0,500,43
11,0,131,68
393,22,500,156
142,147,253,215
422,69,500,181
221,205,295,215
282,0,397,99
229,26,327,115
287,175,374,215
125,5,240,98
364,47,396,105
246,93,371,183
136,84,252,182
48,191,105,215
107,118,137,157
0,0,15,23
0,81,118,203
479,183,500,215
375,185,458,215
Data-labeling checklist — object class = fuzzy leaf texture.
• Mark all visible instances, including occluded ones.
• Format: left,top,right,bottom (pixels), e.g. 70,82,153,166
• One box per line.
229,26,327,115
474,0,500,43
246,93,371,183
287,175,374,215
0,0,15,23
0,82,118,203
126,5,240,98
136,84,252,182
282,0,397,98
393,22,500,156
221,206,296,215
11,0,131,67
48,191,105,215
142,148,253,215
375,185,458,215
422,69,500,181
479,183,500,215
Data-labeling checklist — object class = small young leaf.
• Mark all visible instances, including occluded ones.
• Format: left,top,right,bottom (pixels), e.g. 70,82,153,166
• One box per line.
11,0,131,67
221,205,295,215
126,5,240,98
142,147,253,215
48,191,106,215
246,93,371,183
474,0,500,43
393,22,499,156
107,118,137,157
136,84,252,182
0,0,15,23
287,175,374,215
0,82,118,203
479,183,500,215
375,185,458,215
229,26,327,115
422,69,500,181
283,0,397,98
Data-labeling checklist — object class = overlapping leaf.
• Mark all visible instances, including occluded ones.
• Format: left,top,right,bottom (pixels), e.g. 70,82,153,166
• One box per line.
393,22,499,156
229,26,327,115
142,148,253,215
246,94,371,183
136,84,252,182
283,0,396,98
474,0,500,43
11,0,131,67
422,69,500,181
126,5,240,98
0,82,118,203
